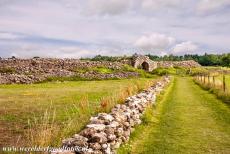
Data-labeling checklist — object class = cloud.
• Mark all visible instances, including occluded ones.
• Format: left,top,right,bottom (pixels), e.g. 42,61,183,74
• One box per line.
172,41,198,54
197,0,230,13
0,32,23,40
2,43,96,58
87,0,131,15
141,0,182,11
134,33,175,51
0,0,229,58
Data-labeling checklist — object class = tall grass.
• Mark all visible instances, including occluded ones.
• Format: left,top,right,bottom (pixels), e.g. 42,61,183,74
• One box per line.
26,79,156,147
194,76,230,104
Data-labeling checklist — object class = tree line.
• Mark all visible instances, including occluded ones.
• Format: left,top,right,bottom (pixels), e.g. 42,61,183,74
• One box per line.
146,53,230,67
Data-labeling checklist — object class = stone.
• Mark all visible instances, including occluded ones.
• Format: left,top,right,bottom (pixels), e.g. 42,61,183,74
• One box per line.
101,144,108,149
104,144,111,154
107,121,119,128
89,143,101,150
123,130,130,138
87,124,106,131
80,128,97,138
115,128,124,137
104,127,115,135
90,133,107,144
62,135,88,147
107,134,116,141
98,113,114,122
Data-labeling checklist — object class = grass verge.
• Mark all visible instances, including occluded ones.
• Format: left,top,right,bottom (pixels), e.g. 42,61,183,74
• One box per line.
117,76,173,154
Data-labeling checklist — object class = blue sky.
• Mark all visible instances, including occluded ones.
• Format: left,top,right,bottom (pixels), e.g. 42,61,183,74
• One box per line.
0,0,230,58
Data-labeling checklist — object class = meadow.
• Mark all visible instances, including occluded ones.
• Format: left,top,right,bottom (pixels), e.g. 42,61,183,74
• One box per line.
0,78,157,147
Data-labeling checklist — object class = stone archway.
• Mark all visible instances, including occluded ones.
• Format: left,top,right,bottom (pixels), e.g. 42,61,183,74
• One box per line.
141,62,149,71
132,54,157,71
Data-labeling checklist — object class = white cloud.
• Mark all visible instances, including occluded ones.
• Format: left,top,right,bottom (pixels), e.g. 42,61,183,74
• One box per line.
197,0,230,13
172,41,198,54
0,0,230,58
134,33,175,51
87,0,131,15
0,32,23,40
141,0,182,11
6,43,96,58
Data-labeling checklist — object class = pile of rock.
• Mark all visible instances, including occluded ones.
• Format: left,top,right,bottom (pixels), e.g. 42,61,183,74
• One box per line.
0,73,45,84
0,58,126,74
157,60,201,68
0,58,136,84
53,76,170,154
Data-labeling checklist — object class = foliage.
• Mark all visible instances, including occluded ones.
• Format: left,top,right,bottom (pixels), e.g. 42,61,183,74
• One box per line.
0,67,16,73
80,54,131,62
147,53,230,67
73,66,115,74
82,53,230,67
151,67,208,76
121,64,155,78
152,67,177,76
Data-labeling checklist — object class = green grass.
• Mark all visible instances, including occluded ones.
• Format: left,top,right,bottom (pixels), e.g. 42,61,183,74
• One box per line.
122,64,157,78
151,67,208,76
0,78,157,147
195,74,230,104
74,66,115,74
217,74,230,88
118,77,230,154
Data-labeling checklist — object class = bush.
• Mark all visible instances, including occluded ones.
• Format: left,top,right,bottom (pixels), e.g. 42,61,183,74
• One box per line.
0,67,16,73
152,67,176,76
73,66,115,74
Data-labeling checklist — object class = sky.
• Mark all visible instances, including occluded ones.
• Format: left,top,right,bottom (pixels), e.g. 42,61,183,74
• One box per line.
0,0,230,58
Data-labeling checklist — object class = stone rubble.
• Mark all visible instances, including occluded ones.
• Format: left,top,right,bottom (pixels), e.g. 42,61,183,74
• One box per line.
157,60,201,68
0,58,136,84
53,76,170,154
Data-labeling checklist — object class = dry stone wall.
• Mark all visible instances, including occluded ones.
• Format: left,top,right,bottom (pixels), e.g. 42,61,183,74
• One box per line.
0,58,134,84
156,60,201,68
52,76,170,154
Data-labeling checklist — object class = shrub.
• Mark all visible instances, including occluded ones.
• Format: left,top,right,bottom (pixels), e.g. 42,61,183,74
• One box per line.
152,67,176,76
0,67,16,73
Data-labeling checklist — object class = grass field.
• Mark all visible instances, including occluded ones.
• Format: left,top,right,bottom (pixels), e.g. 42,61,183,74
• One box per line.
118,77,230,154
0,78,157,147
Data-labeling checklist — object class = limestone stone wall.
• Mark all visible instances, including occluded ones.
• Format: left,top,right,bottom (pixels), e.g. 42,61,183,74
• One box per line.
52,76,170,154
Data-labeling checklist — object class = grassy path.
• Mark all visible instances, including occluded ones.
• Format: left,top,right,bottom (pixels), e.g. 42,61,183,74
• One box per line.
119,77,230,154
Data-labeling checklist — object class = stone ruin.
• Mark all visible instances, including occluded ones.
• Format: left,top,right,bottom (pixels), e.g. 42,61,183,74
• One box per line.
52,76,170,154
132,54,157,71
131,54,200,71
0,58,137,84
0,54,200,84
